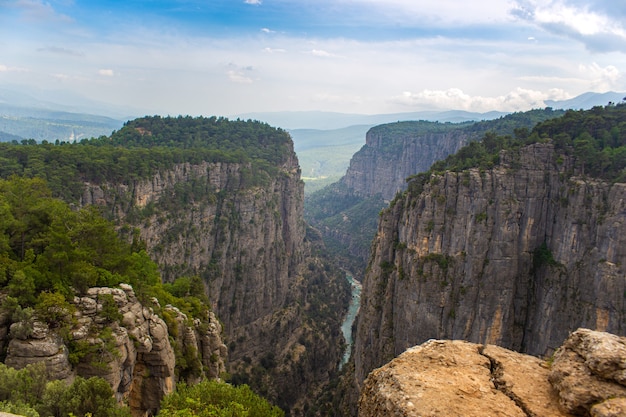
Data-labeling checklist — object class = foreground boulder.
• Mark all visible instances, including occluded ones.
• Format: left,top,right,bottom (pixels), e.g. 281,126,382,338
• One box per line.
549,329,626,416
358,339,568,417
359,329,626,417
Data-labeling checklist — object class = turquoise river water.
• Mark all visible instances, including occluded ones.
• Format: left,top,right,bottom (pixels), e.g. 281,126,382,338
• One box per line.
340,272,362,368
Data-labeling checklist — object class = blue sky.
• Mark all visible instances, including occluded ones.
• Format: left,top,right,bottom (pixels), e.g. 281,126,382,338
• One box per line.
1,0,625,116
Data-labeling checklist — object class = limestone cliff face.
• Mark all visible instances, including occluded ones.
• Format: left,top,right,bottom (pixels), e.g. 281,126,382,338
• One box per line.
2,284,226,417
353,143,626,387
80,142,349,413
341,130,471,200
82,149,305,332
358,329,626,417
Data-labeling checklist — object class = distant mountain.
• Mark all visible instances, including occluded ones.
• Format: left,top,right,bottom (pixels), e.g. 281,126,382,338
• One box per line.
291,125,371,193
546,91,626,110
0,105,124,142
0,88,128,142
234,110,507,130
0,86,143,142
0,87,140,120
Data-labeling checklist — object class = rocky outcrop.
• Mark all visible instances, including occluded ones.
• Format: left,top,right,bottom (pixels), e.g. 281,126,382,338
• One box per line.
359,339,567,417
5,321,72,381
358,329,626,417
2,284,227,417
353,142,626,388
549,329,626,415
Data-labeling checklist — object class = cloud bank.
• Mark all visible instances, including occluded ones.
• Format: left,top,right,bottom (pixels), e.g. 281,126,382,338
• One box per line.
0,0,624,116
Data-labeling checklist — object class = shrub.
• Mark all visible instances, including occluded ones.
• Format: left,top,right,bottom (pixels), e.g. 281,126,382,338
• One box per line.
158,380,284,417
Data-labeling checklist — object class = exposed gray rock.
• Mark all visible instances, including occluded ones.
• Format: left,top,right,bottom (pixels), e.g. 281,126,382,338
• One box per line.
342,129,473,201
353,143,626,388
5,322,72,381
1,285,228,417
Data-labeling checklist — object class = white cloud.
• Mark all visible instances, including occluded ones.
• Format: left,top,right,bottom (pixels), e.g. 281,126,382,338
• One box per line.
261,28,274,33
392,87,572,112
0,64,27,73
244,0,262,4
578,63,621,91
263,47,286,53
51,73,71,81
309,49,343,58
512,0,626,52
98,69,115,77
311,49,332,57
228,70,253,84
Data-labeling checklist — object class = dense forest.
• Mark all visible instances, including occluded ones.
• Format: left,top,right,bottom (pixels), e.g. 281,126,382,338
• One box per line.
0,116,291,202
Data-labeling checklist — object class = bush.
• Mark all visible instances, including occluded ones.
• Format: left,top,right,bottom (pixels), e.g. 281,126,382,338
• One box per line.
59,376,130,417
158,380,284,417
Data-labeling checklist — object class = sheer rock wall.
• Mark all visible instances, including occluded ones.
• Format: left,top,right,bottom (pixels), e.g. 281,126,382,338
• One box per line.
353,143,626,388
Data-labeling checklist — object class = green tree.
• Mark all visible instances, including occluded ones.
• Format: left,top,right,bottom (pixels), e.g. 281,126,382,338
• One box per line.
35,291,75,328
158,381,284,417
59,377,130,417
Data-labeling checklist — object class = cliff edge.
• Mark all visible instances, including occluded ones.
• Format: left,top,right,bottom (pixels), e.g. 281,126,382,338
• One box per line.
354,141,626,385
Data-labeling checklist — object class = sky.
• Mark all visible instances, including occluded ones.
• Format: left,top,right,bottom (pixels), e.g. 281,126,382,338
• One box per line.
1,0,625,116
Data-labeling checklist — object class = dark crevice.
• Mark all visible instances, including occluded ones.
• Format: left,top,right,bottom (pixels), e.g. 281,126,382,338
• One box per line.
478,345,533,417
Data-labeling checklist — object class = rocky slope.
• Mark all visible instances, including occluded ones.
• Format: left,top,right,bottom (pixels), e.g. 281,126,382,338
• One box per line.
352,141,626,390
1,284,226,417
358,329,626,417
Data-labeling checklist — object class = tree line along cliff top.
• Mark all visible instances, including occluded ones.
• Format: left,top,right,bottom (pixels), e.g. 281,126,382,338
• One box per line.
0,116,293,202
404,103,626,198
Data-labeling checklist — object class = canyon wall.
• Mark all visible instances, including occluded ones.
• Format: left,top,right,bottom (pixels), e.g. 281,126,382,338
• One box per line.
306,111,562,277
353,143,626,387
81,143,349,413
341,129,472,200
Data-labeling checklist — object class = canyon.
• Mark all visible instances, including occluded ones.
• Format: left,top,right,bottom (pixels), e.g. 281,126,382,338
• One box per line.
1,105,625,416
79,144,350,413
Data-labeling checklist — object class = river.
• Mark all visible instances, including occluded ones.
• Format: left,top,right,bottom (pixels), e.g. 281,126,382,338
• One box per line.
340,272,362,368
